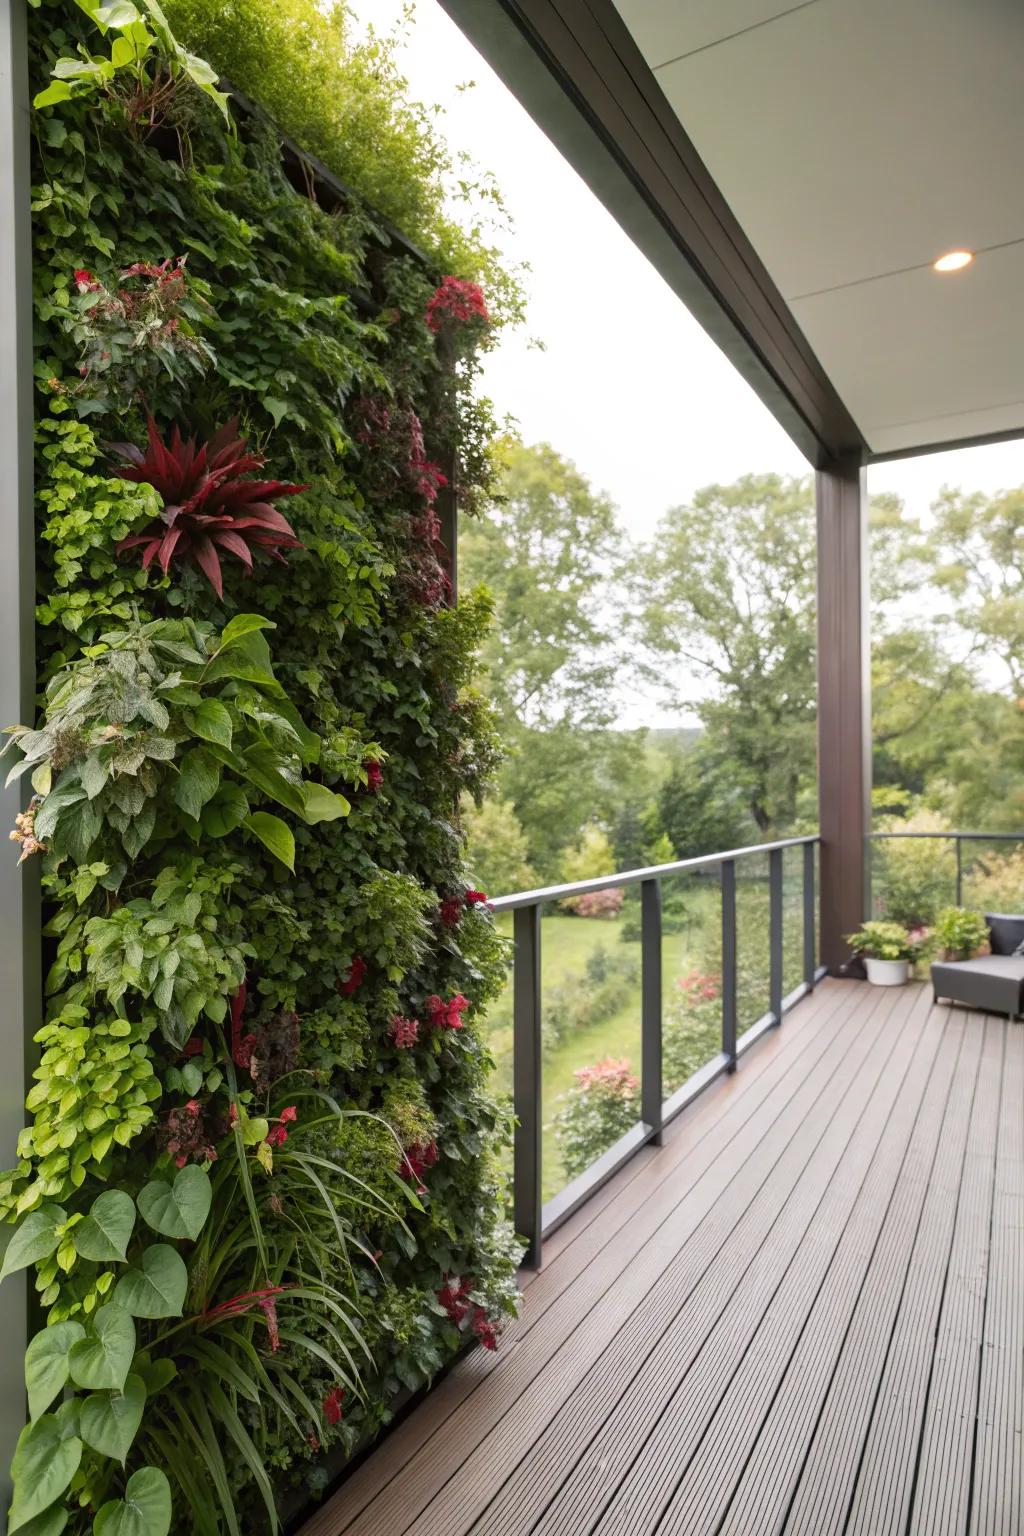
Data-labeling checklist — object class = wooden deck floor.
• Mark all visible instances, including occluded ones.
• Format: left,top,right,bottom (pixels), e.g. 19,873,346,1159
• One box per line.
303,980,1023,1536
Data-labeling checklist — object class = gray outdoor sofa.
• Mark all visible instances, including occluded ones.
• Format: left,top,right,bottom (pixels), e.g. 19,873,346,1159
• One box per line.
931,912,1024,1020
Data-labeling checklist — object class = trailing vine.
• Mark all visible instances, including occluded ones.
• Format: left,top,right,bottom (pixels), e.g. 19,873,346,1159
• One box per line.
4,3,521,1532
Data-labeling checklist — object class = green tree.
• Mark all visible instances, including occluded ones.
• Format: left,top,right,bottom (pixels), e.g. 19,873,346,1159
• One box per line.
931,486,1024,693
461,796,536,896
639,474,817,833
462,443,639,875
657,745,753,858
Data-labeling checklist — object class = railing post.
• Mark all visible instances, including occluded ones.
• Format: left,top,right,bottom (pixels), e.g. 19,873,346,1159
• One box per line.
513,904,542,1269
641,878,663,1145
955,836,963,907
803,841,817,989
769,847,783,1022
721,859,737,1070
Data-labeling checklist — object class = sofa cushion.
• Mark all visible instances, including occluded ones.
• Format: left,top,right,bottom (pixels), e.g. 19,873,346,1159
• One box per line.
932,954,1024,1016
986,912,1024,956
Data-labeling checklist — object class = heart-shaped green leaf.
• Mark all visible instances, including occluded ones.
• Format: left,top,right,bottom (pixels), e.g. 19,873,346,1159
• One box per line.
301,782,350,824
1,1204,67,1280
218,613,274,647
113,1245,187,1319
73,1189,135,1263
8,1412,82,1531
243,811,295,872
184,699,233,749
137,1164,211,1241
94,1466,171,1536
79,1374,146,1464
173,746,221,820
132,1353,177,1398
25,1319,85,1420
200,782,248,838
68,1305,135,1391
8,1504,69,1536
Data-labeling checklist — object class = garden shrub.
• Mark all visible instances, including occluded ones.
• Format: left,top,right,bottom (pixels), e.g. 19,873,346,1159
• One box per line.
4,3,522,1531
553,1059,639,1181
963,844,1024,913
871,811,956,925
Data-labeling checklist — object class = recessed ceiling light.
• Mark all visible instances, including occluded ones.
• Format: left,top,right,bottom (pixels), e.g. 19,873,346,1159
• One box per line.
933,249,974,272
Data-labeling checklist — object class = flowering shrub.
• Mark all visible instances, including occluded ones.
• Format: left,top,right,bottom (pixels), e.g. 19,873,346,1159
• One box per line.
56,257,217,414
964,844,1024,912
553,1057,640,1181
426,276,490,334
11,3,521,1531
561,886,624,918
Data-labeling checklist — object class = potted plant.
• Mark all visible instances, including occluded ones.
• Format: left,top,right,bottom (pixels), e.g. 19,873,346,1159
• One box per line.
846,920,918,985
932,906,990,962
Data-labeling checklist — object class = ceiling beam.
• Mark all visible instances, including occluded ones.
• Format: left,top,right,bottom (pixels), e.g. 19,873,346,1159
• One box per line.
438,0,868,468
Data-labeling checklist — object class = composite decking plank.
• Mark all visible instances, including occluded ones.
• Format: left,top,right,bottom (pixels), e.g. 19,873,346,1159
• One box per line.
318,981,870,1536
391,985,904,1536
969,1023,1024,1536
781,1009,984,1535
463,984,923,1536
654,988,947,1536
908,1018,1004,1536
301,978,846,1536
824,1011,987,1536
718,998,963,1536
591,984,933,1536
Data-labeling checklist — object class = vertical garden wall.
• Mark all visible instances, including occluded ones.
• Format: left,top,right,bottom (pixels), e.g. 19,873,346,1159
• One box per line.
1,3,521,1532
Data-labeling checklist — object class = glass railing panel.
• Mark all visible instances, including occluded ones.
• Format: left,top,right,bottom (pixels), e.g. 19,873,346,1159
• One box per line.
659,867,725,1099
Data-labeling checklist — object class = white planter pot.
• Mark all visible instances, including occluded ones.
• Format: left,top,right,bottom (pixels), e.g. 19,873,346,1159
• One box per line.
864,956,909,987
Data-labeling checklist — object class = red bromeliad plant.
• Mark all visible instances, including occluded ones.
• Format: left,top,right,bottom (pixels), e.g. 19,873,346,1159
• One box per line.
111,415,306,596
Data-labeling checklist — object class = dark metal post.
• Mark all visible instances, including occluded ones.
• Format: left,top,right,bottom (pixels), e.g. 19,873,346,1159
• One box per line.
769,847,783,1022
955,836,963,907
640,878,662,1144
513,904,542,1268
816,455,871,972
803,841,817,988
721,860,737,1070
0,0,37,1500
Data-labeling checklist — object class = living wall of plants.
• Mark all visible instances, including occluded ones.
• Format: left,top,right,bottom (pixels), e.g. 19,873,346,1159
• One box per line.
2,3,521,1533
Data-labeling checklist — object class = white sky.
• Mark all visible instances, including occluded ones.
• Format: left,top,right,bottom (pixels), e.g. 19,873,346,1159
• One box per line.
353,0,1024,721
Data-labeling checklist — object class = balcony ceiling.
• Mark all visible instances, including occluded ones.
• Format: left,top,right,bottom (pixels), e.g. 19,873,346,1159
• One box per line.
612,0,1024,457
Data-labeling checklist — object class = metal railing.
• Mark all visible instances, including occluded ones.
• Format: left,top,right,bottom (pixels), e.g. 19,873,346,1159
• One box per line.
490,835,822,1267
868,830,1024,910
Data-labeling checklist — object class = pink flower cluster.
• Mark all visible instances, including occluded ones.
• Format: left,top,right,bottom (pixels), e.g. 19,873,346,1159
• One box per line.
677,970,720,1003
425,276,490,334
266,1105,297,1148
388,1015,420,1049
427,993,469,1031
573,1057,639,1098
437,1274,501,1350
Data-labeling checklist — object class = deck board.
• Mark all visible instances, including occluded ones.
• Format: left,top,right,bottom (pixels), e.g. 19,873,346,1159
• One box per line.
300,983,1022,1536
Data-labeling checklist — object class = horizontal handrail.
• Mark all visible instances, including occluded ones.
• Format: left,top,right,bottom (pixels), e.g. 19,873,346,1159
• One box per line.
502,835,821,1268
489,834,819,913
868,830,1024,841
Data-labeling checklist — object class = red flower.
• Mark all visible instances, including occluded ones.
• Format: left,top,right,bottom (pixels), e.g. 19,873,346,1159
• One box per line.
425,276,489,333
339,954,367,996
74,268,100,292
439,896,463,928
471,1305,499,1351
437,1274,472,1324
112,415,306,597
323,1386,345,1426
403,1139,438,1186
364,761,384,793
388,1015,419,1049
464,890,489,908
426,993,469,1031
266,1124,288,1148
184,1099,200,1116
279,1105,298,1123
230,983,256,1072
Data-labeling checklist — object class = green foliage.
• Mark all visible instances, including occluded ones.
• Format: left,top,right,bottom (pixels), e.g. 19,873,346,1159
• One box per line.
460,796,535,897
932,906,990,961
559,824,616,886
160,0,523,319
553,1058,639,1181
871,812,956,925
964,845,1024,912
13,3,522,1531
846,920,917,962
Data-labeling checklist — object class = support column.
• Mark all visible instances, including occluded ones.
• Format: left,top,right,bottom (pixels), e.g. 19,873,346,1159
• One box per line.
0,0,38,1501
816,454,870,973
